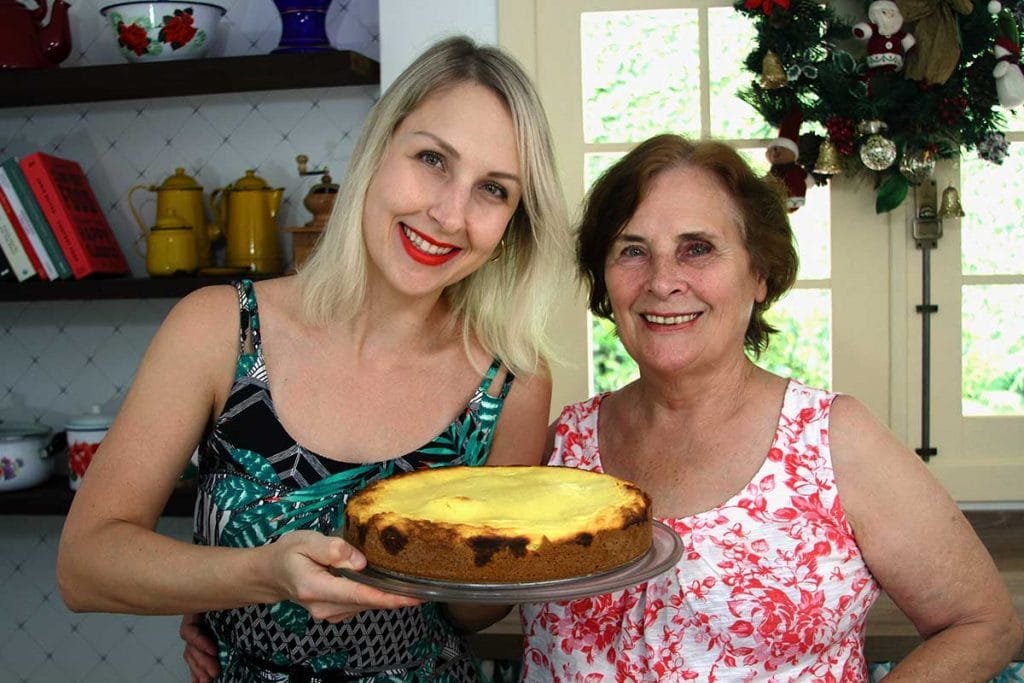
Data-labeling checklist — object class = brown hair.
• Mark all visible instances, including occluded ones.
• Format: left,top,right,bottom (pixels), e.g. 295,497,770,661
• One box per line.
577,134,798,354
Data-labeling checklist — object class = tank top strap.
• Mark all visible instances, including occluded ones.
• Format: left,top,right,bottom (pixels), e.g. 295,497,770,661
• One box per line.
477,358,513,400
231,279,262,356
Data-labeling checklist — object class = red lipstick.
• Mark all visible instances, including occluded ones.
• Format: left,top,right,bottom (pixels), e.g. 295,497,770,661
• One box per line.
399,224,461,266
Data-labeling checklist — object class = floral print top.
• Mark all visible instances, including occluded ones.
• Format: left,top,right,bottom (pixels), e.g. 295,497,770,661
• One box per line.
520,380,880,683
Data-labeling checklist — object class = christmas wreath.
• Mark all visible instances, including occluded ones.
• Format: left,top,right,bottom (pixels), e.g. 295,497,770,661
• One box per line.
736,0,1023,213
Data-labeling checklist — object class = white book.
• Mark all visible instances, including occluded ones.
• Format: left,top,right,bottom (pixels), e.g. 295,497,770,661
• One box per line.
0,164,58,280
0,196,35,281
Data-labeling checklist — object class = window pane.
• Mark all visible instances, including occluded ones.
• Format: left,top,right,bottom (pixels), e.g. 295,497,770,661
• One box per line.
708,8,772,140
788,185,831,281
960,143,1024,275
752,289,832,388
1005,108,1024,134
741,147,831,281
581,10,700,143
962,284,1024,416
591,316,639,394
584,152,626,190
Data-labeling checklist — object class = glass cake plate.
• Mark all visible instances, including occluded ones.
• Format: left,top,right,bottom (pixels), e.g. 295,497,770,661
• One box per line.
333,520,682,603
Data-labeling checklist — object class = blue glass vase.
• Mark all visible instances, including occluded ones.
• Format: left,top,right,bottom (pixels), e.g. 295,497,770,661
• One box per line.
272,0,337,53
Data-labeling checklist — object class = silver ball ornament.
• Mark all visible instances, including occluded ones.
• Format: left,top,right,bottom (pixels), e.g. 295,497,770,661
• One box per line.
860,134,897,171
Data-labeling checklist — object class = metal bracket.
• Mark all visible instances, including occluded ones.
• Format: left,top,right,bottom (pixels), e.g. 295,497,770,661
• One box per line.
912,179,942,461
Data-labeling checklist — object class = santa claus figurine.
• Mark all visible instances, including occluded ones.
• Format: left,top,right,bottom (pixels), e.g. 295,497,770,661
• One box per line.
766,106,813,213
992,4,1024,108
853,0,916,73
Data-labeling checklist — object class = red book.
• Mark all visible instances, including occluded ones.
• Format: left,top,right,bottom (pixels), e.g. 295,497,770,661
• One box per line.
0,186,48,280
18,152,129,279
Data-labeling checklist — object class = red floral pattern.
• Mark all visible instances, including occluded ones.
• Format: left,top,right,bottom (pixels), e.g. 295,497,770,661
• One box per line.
117,22,150,56
521,381,879,682
160,9,198,50
69,440,99,479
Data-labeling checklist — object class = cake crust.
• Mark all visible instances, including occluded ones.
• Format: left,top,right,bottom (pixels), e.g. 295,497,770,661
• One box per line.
342,466,652,583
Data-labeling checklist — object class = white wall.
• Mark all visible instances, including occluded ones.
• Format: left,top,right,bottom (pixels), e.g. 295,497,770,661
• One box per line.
379,0,497,88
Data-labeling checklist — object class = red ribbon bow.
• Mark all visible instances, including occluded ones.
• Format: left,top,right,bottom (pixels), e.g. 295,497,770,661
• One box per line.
744,0,791,14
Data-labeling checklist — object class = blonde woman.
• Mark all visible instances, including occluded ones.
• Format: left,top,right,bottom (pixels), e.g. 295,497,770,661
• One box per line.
58,36,568,682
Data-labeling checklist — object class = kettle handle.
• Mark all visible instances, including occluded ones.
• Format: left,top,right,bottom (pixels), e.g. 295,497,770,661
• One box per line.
209,187,227,238
127,184,152,257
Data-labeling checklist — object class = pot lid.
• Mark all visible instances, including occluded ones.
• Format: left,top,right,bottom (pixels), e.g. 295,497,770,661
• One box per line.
66,405,114,430
156,167,203,192
232,169,270,191
0,421,52,440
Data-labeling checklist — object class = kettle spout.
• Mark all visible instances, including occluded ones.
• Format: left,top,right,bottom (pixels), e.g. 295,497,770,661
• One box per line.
39,0,72,66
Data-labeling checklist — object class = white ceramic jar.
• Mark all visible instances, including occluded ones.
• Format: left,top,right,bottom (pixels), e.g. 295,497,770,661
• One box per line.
66,406,114,491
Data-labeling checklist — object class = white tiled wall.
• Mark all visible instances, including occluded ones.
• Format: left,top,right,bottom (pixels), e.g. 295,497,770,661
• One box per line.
0,2,379,681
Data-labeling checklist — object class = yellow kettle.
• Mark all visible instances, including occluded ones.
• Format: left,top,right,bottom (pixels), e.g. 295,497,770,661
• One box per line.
211,170,284,275
142,210,198,277
129,168,216,268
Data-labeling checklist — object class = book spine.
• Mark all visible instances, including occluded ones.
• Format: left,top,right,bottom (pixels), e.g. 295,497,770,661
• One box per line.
0,164,59,280
0,159,73,279
0,247,13,281
21,160,91,278
0,187,47,280
0,197,35,281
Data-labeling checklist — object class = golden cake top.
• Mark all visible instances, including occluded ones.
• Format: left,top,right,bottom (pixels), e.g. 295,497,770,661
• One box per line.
346,466,648,546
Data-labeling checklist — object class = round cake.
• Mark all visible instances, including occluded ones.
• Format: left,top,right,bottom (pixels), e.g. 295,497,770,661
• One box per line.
342,465,652,583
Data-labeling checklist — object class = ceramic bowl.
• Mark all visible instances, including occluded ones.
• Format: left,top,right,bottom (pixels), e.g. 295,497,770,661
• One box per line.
100,1,226,63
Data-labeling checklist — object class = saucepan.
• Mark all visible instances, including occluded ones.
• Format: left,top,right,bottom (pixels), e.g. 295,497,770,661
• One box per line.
0,422,64,492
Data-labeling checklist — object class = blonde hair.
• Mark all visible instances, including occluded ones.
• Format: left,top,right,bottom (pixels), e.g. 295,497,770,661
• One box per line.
297,36,568,376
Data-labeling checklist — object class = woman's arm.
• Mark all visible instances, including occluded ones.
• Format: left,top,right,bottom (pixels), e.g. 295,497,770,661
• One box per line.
57,286,420,618
830,395,1023,681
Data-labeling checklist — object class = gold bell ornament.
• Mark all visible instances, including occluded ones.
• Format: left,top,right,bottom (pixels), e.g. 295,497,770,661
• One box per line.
938,185,965,219
814,139,843,175
761,51,788,89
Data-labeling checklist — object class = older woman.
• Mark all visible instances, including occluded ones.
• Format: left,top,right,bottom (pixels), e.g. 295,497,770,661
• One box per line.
520,134,1022,681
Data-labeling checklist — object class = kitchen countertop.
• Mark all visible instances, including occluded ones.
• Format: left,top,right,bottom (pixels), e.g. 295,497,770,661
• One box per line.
468,510,1024,663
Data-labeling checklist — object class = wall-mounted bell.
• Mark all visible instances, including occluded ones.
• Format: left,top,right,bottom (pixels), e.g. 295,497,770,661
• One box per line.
938,185,965,219
814,139,843,175
760,51,787,89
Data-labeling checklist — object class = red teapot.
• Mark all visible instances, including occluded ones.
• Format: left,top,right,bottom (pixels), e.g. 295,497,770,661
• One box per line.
0,0,72,70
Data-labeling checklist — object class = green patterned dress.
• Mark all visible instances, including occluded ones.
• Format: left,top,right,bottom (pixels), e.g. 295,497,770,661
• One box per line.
193,280,513,682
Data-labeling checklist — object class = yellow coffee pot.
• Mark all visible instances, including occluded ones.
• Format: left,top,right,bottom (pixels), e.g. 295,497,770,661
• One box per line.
211,170,284,275
129,168,216,268
142,210,198,277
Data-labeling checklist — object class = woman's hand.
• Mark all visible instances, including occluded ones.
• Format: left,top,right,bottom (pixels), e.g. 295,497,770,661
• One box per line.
180,613,219,683
181,614,219,683
266,530,422,623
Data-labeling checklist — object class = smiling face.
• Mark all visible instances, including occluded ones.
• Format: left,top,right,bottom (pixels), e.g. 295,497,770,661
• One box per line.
604,165,767,376
361,81,522,303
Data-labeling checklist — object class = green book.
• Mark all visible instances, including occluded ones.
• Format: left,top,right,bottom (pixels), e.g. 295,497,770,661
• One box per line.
0,157,72,279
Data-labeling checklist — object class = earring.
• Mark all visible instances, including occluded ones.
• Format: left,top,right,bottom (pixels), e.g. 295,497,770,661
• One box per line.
489,238,506,262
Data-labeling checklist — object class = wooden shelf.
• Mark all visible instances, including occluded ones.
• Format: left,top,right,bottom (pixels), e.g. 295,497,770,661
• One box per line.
0,275,273,301
0,476,196,517
0,51,379,108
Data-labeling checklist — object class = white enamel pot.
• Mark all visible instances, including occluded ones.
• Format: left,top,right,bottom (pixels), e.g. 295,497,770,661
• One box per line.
0,422,56,492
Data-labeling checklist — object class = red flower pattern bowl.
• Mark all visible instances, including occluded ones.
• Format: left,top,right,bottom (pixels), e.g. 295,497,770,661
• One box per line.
100,1,226,63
